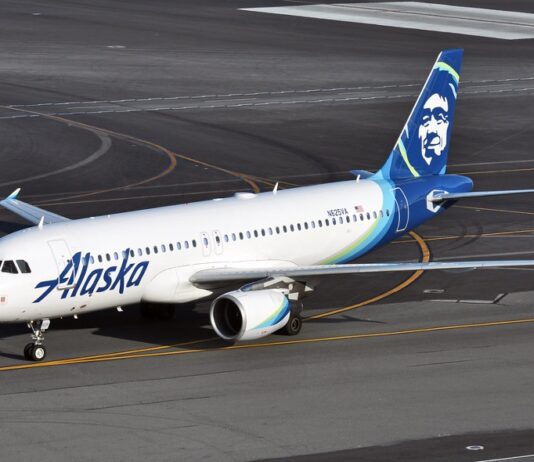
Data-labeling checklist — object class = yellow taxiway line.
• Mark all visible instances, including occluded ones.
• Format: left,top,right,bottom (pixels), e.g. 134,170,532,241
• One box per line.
1,317,533,372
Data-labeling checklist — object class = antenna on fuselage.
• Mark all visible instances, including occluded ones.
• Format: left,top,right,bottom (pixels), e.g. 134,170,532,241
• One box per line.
38,216,44,230
273,182,279,195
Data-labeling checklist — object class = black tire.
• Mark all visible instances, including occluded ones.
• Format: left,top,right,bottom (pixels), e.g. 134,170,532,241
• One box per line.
280,314,303,336
155,304,175,321
30,345,46,362
140,303,156,320
140,303,175,321
23,343,34,360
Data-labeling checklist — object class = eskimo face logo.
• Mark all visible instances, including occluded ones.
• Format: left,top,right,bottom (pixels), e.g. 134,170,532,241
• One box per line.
418,93,449,165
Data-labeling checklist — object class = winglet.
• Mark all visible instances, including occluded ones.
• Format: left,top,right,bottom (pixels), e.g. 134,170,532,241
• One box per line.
7,188,21,200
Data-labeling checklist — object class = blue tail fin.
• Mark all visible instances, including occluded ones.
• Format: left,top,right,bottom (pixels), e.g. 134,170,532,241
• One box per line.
375,49,463,180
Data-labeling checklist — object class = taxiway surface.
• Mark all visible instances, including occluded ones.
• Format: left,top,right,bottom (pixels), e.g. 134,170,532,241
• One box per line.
1,1,534,461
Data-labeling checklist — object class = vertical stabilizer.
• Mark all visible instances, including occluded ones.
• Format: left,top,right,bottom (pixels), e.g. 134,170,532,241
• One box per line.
375,49,463,180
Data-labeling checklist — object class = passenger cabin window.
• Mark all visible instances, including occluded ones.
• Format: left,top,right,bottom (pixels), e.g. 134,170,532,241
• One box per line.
16,260,31,273
2,260,18,274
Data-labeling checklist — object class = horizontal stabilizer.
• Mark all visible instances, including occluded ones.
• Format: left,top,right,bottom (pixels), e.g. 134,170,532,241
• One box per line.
349,169,373,179
0,189,69,225
191,259,534,284
431,188,534,202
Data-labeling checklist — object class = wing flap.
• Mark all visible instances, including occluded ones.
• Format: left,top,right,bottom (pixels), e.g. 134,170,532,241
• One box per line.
190,260,534,284
0,189,69,225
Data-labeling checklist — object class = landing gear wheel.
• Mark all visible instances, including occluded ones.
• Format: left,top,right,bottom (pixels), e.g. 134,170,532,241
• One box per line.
23,343,34,360
140,304,155,320
23,343,46,362
280,314,302,336
156,304,175,322
140,303,175,321
30,345,46,361
24,319,50,361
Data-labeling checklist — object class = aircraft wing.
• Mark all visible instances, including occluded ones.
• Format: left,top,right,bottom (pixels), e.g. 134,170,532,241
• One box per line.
431,189,534,202
0,189,69,225
190,260,534,284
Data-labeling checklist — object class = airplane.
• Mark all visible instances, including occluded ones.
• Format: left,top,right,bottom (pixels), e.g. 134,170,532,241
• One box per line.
2,48,534,362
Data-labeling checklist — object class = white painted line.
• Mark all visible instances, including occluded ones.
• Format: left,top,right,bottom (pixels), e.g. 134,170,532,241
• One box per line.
2,86,534,119
475,454,534,462
7,77,534,108
241,2,534,40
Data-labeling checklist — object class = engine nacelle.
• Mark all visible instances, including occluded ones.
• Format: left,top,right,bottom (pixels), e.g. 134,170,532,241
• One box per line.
210,290,290,341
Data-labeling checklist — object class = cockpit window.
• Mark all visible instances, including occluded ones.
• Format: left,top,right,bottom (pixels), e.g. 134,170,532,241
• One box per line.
16,260,31,274
2,260,18,274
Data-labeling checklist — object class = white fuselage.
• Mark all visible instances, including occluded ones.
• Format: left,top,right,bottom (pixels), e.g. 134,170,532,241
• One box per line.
0,179,394,322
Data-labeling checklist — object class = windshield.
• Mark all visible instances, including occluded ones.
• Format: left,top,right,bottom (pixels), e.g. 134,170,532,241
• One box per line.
0,260,32,274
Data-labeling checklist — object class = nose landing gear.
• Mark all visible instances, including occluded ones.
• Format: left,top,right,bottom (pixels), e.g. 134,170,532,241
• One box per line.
24,319,50,361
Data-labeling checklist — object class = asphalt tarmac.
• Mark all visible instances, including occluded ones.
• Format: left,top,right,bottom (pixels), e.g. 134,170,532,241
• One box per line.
1,1,534,461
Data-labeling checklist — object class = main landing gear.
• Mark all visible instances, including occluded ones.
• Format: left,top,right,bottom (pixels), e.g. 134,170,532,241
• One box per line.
24,319,50,362
140,303,176,322
278,301,303,336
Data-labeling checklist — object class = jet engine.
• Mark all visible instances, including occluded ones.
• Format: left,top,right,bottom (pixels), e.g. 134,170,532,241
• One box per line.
210,289,290,341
